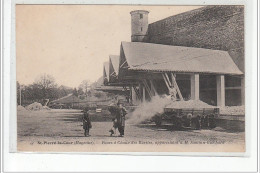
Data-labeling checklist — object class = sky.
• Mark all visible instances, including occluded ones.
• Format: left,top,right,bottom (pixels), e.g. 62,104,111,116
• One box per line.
16,5,202,88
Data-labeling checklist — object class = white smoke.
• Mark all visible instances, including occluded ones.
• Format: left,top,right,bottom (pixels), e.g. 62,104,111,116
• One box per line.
126,95,215,124
127,95,172,124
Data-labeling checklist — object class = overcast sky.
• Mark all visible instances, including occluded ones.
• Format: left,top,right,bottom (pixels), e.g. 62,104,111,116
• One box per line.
16,5,202,88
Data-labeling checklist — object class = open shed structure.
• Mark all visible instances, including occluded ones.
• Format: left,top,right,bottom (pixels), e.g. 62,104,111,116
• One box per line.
102,6,244,107
104,41,242,107
100,56,130,99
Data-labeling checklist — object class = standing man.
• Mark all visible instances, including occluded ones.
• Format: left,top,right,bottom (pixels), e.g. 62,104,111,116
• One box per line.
82,107,92,137
116,100,127,137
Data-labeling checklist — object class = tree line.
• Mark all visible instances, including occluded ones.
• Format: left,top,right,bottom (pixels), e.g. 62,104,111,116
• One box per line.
17,74,90,106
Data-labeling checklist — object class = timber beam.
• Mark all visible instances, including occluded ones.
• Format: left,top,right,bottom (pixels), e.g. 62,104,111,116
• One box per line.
171,73,184,101
142,79,153,99
133,86,141,100
149,79,158,96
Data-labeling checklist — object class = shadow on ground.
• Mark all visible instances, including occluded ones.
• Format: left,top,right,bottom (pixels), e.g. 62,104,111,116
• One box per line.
134,123,243,133
134,124,194,132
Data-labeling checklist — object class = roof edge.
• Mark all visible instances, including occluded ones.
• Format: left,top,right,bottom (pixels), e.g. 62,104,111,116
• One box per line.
128,68,243,75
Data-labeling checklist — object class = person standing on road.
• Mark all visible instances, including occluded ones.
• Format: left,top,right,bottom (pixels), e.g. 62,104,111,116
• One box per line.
116,101,127,137
82,107,92,137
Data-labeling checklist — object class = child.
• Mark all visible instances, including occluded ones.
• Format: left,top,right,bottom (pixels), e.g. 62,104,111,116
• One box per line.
82,108,92,137
109,118,118,136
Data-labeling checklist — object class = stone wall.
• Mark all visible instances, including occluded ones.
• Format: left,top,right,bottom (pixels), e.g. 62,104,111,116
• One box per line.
147,6,244,72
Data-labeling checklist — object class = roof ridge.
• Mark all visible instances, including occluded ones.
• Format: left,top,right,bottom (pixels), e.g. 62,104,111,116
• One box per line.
121,41,229,52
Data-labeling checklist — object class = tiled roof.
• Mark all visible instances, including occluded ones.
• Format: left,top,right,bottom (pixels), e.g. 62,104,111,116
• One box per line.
121,42,243,75
109,55,120,75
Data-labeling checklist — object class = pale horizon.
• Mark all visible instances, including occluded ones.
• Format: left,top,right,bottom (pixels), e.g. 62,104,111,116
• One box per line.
16,5,203,88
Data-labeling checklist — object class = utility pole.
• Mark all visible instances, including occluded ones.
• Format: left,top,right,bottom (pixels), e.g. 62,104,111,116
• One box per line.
19,85,22,106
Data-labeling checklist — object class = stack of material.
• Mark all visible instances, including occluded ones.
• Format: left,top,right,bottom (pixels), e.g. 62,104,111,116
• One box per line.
220,106,245,115
26,102,43,111
165,100,215,109
17,105,26,111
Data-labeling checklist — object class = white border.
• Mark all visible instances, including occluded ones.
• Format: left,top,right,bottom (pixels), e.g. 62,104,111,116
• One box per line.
2,0,258,172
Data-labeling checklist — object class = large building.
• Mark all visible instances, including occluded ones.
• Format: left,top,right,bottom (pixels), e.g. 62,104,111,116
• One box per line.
103,6,244,107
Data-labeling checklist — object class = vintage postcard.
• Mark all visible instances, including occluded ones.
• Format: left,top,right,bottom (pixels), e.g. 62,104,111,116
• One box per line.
16,5,245,152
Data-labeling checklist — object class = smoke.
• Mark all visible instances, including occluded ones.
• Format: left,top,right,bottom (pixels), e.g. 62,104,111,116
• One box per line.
127,95,172,124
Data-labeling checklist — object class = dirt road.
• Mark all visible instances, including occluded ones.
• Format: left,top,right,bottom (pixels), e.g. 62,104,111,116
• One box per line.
17,109,245,152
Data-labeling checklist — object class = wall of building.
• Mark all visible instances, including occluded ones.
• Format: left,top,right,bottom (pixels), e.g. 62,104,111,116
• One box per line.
147,6,244,73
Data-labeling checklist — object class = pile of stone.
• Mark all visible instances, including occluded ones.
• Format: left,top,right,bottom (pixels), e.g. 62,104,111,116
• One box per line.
220,106,245,115
25,102,52,111
165,100,215,109
17,105,26,111
26,102,43,111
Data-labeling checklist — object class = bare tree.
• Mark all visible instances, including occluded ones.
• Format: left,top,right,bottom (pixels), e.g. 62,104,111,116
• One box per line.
34,74,57,89
33,74,58,100
78,80,90,95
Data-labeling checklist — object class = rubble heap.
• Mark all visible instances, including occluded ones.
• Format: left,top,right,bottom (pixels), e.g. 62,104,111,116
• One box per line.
220,106,245,115
26,102,43,111
165,100,215,109
17,105,26,111
25,102,52,111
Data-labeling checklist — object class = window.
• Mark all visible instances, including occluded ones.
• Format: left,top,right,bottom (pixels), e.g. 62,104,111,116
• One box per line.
141,27,142,31
140,14,143,19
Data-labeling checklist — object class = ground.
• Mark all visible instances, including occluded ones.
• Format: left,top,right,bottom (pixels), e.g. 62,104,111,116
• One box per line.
17,109,245,152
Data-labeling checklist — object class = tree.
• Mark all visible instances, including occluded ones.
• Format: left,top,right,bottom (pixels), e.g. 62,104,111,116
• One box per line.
57,85,73,98
78,87,84,96
94,91,106,98
17,81,20,105
34,74,57,90
78,80,90,95
17,74,80,106
33,74,58,100
72,88,78,97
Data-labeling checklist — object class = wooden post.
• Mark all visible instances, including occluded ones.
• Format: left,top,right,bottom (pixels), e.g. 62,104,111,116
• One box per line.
164,73,172,87
150,79,158,96
19,86,22,106
139,83,142,100
129,86,132,104
190,74,200,100
171,73,184,101
142,80,153,98
133,86,141,100
142,84,146,102
162,73,171,91
217,75,225,107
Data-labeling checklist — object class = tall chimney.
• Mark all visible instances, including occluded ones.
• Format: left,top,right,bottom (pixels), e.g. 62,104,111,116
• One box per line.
130,10,149,42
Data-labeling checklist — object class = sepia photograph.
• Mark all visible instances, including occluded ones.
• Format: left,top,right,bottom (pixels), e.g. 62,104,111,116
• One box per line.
16,5,245,152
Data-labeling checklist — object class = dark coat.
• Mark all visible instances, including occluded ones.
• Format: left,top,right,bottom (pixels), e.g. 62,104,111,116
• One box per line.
115,107,127,127
83,113,92,129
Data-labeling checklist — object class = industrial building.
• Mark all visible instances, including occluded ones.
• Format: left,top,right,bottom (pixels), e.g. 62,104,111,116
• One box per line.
102,6,244,107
